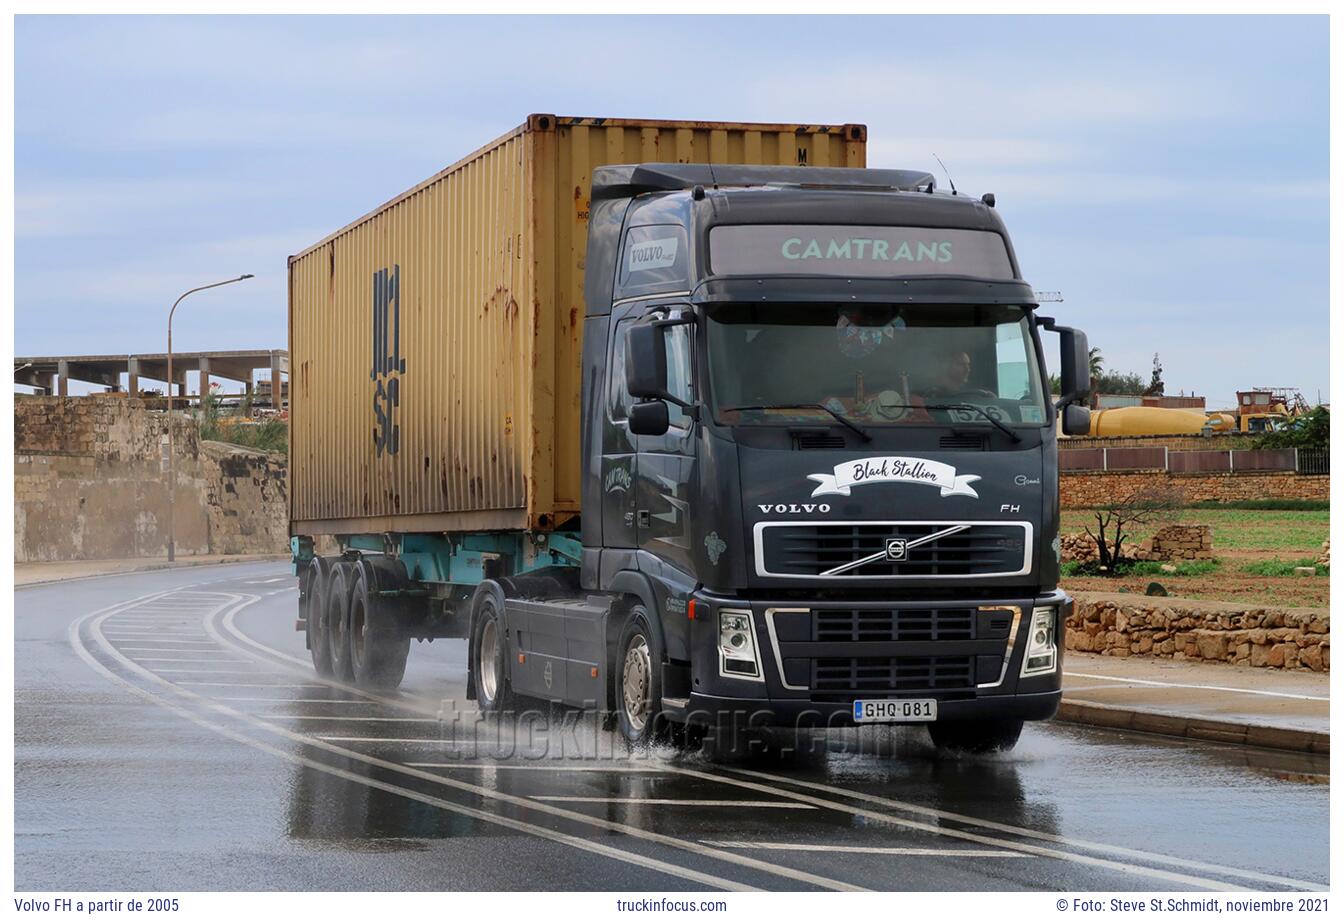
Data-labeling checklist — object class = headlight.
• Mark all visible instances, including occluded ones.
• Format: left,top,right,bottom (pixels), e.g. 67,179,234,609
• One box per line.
1020,606,1058,677
718,609,763,680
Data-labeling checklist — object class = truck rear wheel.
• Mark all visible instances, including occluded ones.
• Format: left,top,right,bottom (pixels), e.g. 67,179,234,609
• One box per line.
349,564,411,691
326,564,356,682
303,556,334,677
926,718,1023,754
614,606,665,747
470,593,515,713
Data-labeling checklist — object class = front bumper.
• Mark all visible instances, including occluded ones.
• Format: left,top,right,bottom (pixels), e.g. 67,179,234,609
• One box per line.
675,590,1069,728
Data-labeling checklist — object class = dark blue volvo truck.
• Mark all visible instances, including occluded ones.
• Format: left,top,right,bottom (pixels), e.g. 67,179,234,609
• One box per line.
291,157,1092,755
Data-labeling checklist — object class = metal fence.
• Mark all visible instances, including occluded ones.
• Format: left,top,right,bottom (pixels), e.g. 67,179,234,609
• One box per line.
1297,448,1330,475
1062,446,1328,475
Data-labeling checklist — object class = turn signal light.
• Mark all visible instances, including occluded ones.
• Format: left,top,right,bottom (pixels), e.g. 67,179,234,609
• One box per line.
687,599,697,620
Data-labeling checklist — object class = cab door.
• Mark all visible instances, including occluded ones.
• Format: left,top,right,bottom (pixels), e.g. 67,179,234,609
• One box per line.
633,311,698,575
600,313,639,548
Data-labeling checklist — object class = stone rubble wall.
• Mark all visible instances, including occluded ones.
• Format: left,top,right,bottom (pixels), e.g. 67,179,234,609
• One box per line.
1060,524,1213,563
14,396,287,561
1066,593,1329,671
1142,524,1214,561
1061,470,1328,507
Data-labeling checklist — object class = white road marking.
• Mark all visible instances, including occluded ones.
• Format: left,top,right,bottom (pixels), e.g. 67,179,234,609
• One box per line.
315,735,460,745
131,657,247,663
262,715,439,723
69,609,759,892
209,585,1325,891
117,648,237,654
106,639,217,646
707,841,1032,857
405,762,667,773
705,766,1325,891
216,697,381,705
73,597,869,893
148,668,268,675
244,577,289,584
177,682,326,688
533,796,815,809
1063,670,1329,702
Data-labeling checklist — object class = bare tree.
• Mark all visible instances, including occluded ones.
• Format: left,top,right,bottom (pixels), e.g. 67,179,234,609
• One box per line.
1082,483,1185,572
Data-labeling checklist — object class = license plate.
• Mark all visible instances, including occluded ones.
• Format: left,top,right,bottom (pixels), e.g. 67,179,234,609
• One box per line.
853,699,937,723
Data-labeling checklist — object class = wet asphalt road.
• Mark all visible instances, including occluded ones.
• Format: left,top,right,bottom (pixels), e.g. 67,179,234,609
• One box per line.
14,561,1331,892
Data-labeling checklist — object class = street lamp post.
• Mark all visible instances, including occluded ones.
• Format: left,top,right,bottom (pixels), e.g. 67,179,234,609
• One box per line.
166,274,254,562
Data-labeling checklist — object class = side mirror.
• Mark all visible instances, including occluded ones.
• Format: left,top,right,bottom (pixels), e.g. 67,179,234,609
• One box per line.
1061,403,1091,437
625,323,669,401
1058,326,1090,407
1039,316,1090,408
628,400,670,436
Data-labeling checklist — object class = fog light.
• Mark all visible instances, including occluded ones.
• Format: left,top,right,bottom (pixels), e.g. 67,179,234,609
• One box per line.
718,609,763,680
1020,606,1058,677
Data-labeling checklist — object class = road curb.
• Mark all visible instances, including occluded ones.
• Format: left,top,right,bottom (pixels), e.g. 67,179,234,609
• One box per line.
15,555,290,589
1057,698,1329,755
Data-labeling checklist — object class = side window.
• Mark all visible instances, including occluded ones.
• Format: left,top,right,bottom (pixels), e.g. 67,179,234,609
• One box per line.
664,323,693,430
608,318,634,421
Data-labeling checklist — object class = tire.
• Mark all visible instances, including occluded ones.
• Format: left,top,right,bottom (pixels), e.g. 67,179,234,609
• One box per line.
614,606,665,747
470,592,515,713
349,563,411,691
326,563,356,682
303,556,334,677
926,718,1023,754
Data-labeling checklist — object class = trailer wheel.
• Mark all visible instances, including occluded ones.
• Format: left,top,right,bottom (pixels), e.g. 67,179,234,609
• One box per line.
614,606,665,747
349,565,410,691
470,593,515,713
926,718,1023,754
326,564,356,682
303,556,334,677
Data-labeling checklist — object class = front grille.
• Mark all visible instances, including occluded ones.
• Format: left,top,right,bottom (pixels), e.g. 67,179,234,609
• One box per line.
812,655,975,692
814,607,975,642
759,522,1028,577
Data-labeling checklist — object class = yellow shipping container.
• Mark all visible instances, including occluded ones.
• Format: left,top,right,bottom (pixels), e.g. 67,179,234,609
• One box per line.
289,114,867,536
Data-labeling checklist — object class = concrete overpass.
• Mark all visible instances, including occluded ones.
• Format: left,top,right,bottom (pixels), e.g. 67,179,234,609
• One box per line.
14,349,288,405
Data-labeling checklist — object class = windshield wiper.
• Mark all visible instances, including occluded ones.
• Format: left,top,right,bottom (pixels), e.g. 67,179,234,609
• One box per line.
923,403,1023,443
720,403,872,442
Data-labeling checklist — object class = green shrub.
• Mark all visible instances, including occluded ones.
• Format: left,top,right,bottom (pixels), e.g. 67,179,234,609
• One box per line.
1240,559,1329,577
196,388,288,455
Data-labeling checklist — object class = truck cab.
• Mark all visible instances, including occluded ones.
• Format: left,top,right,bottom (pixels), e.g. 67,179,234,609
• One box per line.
569,163,1092,751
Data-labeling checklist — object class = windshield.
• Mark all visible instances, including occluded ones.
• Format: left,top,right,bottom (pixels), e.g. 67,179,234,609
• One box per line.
705,303,1047,429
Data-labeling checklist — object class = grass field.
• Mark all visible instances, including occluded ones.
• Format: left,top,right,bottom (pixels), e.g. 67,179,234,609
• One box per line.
1059,508,1330,607
1060,508,1329,555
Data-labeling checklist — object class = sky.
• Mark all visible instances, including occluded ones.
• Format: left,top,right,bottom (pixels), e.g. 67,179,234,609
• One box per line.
13,14,1331,407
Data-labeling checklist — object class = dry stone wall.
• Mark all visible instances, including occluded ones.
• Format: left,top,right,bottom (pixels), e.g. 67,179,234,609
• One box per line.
1066,592,1329,671
14,396,287,561
1061,470,1328,507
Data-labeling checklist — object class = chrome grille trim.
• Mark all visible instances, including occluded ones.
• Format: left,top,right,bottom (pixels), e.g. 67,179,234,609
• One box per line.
753,520,1033,579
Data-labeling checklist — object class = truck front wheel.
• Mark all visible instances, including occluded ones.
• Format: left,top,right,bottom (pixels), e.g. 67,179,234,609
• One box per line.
614,607,665,747
470,594,515,713
926,718,1024,754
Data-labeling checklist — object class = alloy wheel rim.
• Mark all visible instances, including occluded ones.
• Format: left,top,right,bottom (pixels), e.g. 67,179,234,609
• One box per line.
622,635,651,732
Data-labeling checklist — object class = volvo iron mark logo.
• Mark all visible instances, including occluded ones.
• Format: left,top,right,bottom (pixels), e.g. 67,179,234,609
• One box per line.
884,537,908,561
